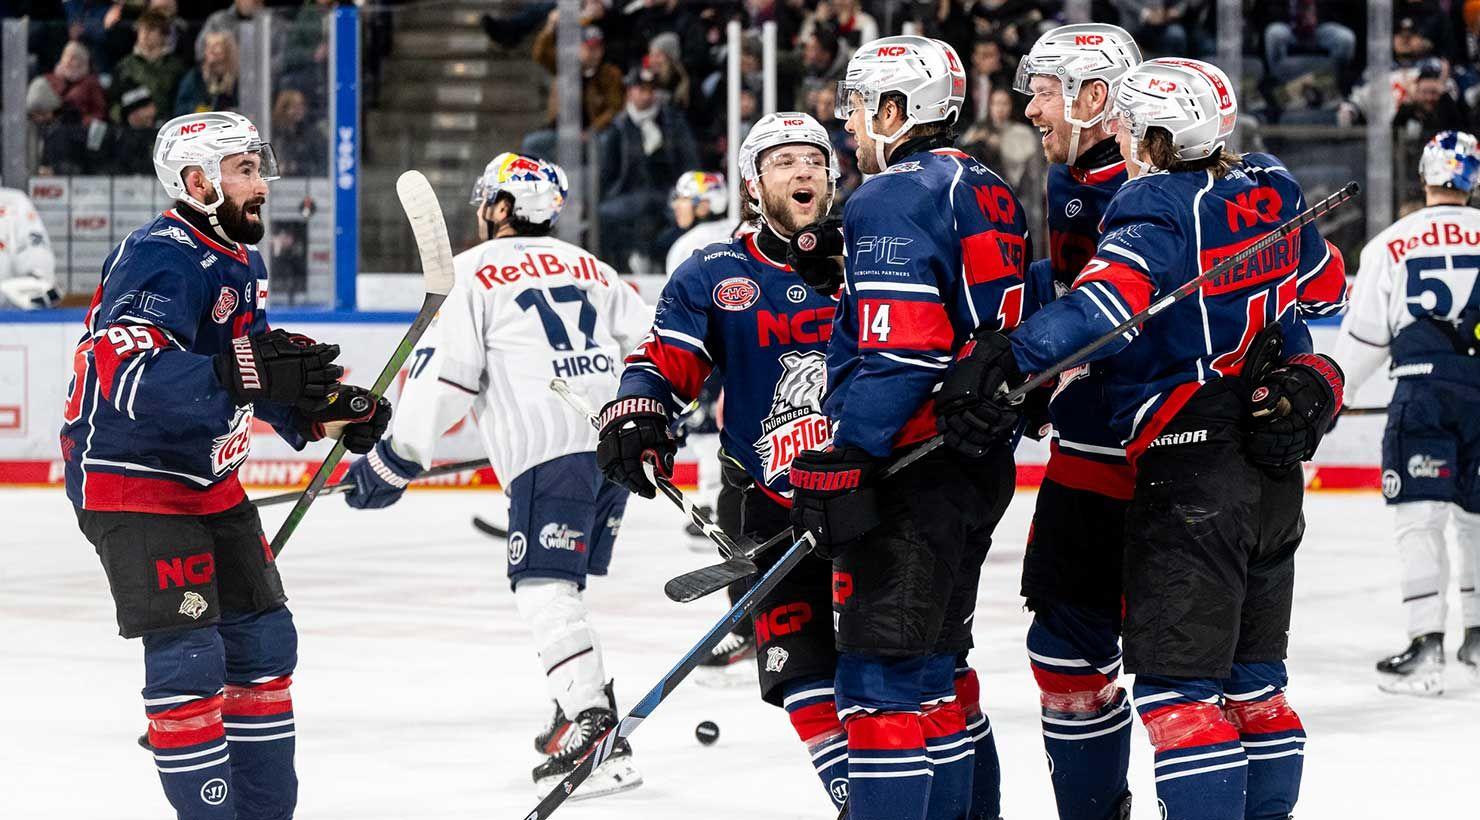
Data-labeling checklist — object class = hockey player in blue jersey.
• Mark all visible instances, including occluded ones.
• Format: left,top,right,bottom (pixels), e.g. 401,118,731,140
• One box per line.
1002,24,1143,820
599,112,854,812
936,59,1348,820
786,35,1030,820
60,111,390,820
1331,130,1480,693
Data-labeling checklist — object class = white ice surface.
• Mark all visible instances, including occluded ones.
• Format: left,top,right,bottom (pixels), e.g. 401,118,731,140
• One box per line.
2,488,1476,819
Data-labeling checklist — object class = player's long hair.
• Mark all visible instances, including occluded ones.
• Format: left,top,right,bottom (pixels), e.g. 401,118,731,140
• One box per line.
1144,127,1242,177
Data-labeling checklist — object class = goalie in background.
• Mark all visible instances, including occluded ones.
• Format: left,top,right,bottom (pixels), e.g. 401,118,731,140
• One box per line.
342,152,652,799
0,185,61,309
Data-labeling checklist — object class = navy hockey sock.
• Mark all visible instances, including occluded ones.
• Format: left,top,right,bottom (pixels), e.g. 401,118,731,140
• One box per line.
922,700,973,820
953,664,1001,819
782,678,850,809
1028,615,1132,820
837,654,934,820
144,627,234,819
1134,676,1246,820
220,607,299,820
1223,663,1305,820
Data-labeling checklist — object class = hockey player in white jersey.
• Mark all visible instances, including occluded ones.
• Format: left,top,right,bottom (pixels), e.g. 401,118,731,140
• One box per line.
341,152,653,795
665,171,738,276
1333,130,1480,693
0,186,61,309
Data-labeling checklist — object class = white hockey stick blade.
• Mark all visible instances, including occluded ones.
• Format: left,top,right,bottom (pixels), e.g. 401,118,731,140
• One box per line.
396,170,456,296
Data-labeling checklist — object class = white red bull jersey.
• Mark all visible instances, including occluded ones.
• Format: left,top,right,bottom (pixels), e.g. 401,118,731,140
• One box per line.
0,186,56,290
665,220,739,276
386,234,652,486
1334,204,1480,391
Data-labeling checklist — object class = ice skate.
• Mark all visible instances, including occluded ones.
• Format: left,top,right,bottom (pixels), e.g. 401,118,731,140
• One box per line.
532,701,570,755
694,629,756,688
532,704,642,800
1458,627,1480,681
1376,632,1445,696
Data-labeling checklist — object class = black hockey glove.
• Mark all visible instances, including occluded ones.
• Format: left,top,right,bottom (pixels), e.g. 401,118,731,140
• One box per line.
935,329,1025,458
788,446,880,560
787,216,845,297
1245,353,1345,470
298,385,392,454
596,396,677,499
214,329,343,412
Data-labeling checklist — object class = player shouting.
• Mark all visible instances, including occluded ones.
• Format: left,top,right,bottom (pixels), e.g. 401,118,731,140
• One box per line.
1331,130,1480,693
341,152,651,798
937,59,1348,820
61,111,390,820
1004,23,1143,820
598,112,852,812
787,35,1030,820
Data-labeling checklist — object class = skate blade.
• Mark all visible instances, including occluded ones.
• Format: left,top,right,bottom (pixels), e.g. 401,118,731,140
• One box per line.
694,659,757,689
1376,667,1444,696
535,757,643,801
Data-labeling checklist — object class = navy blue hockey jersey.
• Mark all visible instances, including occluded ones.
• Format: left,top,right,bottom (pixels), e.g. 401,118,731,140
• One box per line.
618,231,836,500
826,147,1031,457
60,210,307,514
1026,150,1134,499
1011,153,1348,463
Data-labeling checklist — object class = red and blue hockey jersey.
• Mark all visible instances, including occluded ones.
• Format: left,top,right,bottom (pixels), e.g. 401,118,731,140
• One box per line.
60,210,308,514
1010,153,1348,463
618,229,836,500
826,146,1031,457
1025,142,1135,499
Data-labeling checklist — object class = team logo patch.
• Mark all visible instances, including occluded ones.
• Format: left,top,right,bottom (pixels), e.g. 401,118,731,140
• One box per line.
828,778,849,805
178,591,209,620
508,532,527,564
765,645,789,673
786,284,808,303
200,778,228,805
1407,454,1450,479
211,286,238,324
539,523,586,552
151,225,196,247
756,350,831,484
209,405,253,475
797,232,817,252
1065,198,1083,218
713,276,760,311
1251,386,1270,402
1148,429,1208,448
1382,469,1401,498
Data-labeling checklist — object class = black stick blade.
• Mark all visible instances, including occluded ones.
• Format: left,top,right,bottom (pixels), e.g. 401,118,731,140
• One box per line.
664,558,759,603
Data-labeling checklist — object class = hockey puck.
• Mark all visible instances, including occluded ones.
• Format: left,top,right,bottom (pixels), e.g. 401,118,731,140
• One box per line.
695,720,720,746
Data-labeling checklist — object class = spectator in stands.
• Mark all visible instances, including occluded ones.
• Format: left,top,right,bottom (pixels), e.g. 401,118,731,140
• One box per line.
521,19,623,162
272,88,327,177
144,0,195,65
195,0,263,62
960,87,1043,198
111,9,185,127
1255,0,1358,94
27,74,86,176
807,81,861,202
1105,0,1211,57
42,41,108,126
280,0,334,115
1395,58,1474,139
64,0,129,70
91,85,159,175
963,38,1013,126
799,25,848,94
175,31,240,116
648,32,691,112
1396,0,1463,66
597,65,700,273
808,0,878,51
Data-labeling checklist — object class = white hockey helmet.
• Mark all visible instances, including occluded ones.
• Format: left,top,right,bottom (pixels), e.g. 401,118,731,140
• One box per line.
1108,58,1237,175
672,171,729,216
836,35,965,168
1014,23,1142,162
738,112,839,228
470,152,569,227
1418,130,1480,192
153,111,278,218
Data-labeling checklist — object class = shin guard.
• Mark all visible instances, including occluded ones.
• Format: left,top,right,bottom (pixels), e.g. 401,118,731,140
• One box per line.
144,628,234,819
1224,663,1306,820
783,678,850,809
954,665,1000,820
1133,676,1245,820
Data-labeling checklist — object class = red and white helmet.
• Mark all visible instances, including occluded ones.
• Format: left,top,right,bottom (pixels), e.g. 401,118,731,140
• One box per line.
672,171,729,215
738,112,838,226
836,35,965,168
153,111,278,218
1014,23,1141,162
1109,58,1238,174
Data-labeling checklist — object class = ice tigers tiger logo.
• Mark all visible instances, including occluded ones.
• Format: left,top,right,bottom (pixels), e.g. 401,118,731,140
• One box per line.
755,350,831,485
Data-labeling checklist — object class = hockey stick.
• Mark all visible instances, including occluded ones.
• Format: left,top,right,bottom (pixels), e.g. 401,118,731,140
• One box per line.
548,378,770,563
667,181,1364,597
250,458,490,508
1339,405,1388,416
517,531,817,819
265,171,457,557
471,515,509,539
